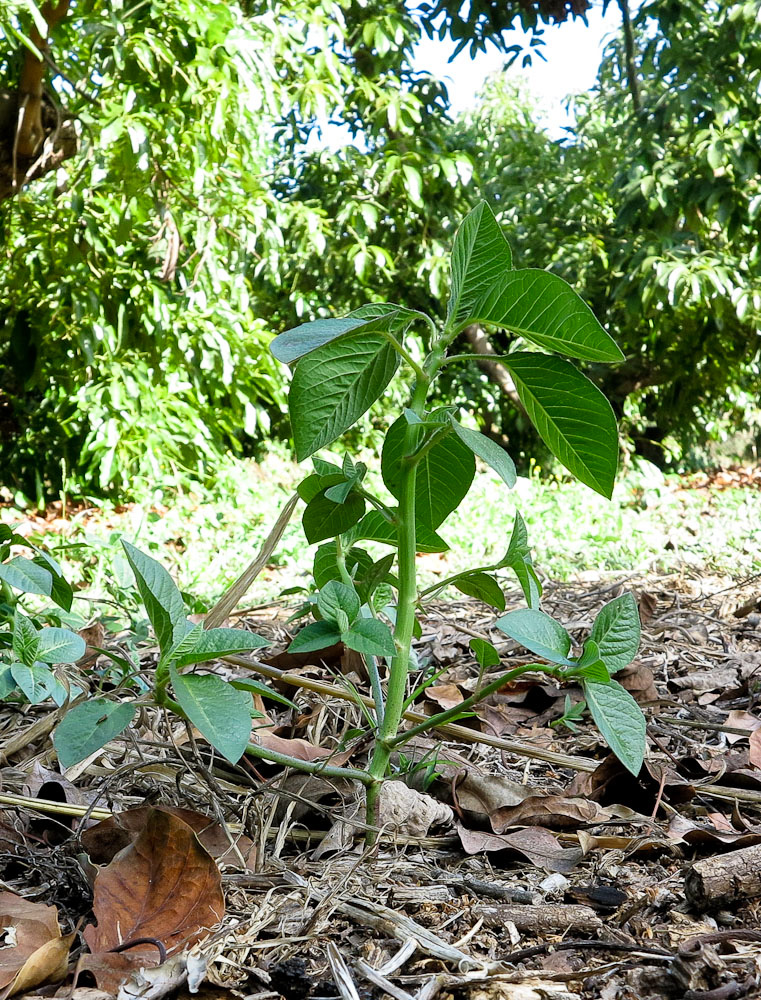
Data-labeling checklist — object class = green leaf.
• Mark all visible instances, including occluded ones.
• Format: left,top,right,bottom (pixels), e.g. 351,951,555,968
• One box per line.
32,551,73,612
170,666,253,763
121,540,186,653
312,457,342,476
467,269,624,363
448,201,513,329
12,613,39,667
342,618,396,657
229,677,299,711
503,353,619,498
11,662,52,703
324,479,355,504
35,627,86,664
576,660,611,684
54,699,137,768
288,620,342,653
582,679,646,776
0,557,52,597
381,416,475,529
495,608,573,664
174,627,268,668
359,553,396,601
501,512,542,609
318,581,361,627
470,637,501,669
454,572,506,610
290,334,399,461
302,490,365,544
448,418,516,488
589,594,641,673
348,511,449,553
271,303,415,364
313,544,373,589
0,664,16,700
297,473,340,503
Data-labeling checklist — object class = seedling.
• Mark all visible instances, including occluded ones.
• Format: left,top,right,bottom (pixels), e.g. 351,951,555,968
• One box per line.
45,203,645,839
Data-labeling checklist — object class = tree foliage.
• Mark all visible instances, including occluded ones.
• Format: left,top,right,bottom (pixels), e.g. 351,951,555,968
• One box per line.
456,0,761,465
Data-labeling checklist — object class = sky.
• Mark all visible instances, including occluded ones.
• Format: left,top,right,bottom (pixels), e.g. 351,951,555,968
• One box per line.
412,3,622,136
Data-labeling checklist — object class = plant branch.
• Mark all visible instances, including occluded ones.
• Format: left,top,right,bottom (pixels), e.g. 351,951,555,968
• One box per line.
245,741,375,785
616,0,642,115
387,662,558,748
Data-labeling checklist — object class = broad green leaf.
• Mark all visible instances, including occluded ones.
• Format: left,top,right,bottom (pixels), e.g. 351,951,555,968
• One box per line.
312,457,342,476
318,581,360,627
359,553,396,600
324,479,356,504
348,511,449,553
467,269,624,363
271,303,416,364
454,572,506,610
501,512,542,609
174,627,268,668
11,662,52,703
313,544,373,589
229,677,299,711
576,638,602,669
290,334,399,461
495,608,573,664
575,660,611,684
503,353,619,498
0,664,16,699
448,201,513,328
302,490,365,544
583,679,646,776
12,613,39,666
589,593,641,673
36,627,86,664
470,637,501,669
54,699,137,768
170,666,253,763
381,416,475,529
342,618,396,657
0,557,52,597
288,620,342,653
297,473,341,503
448,418,516,488
163,621,204,667
32,550,73,611
121,540,186,653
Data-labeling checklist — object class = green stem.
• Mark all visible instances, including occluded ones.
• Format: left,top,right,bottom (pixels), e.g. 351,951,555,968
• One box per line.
419,559,506,599
379,331,426,381
409,425,451,467
245,742,374,784
365,375,430,834
355,488,397,523
388,662,560,749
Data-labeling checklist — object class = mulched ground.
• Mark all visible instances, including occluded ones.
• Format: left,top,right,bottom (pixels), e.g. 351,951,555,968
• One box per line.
2,567,761,1000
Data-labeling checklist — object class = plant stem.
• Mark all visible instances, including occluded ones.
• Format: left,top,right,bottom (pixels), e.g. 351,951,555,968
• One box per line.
365,375,430,835
419,559,507,599
245,742,375,784
387,662,559,749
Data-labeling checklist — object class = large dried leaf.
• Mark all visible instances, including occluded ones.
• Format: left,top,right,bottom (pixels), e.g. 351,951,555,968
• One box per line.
456,823,582,873
489,794,629,832
82,808,223,974
0,893,73,998
80,806,255,869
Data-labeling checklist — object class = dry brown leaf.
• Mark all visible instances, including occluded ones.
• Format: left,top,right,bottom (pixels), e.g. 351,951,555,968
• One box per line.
617,661,659,703
456,823,583,873
425,683,463,711
638,591,658,623
667,814,761,849
81,807,224,990
749,729,761,770
81,806,255,869
450,772,530,819
251,730,340,762
724,710,761,745
489,794,625,832
0,893,73,998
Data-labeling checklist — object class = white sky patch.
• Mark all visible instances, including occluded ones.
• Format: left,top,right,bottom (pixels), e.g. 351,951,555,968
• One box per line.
412,4,621,136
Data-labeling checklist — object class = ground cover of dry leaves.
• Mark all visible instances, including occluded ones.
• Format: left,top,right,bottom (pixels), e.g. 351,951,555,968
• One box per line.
2,528,761,998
